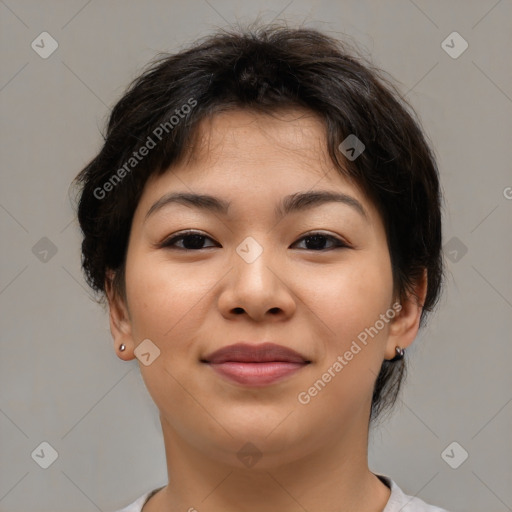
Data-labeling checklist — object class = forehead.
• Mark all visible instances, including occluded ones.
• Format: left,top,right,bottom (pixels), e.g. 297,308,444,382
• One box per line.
129,109,386,246
197,107,326,145
146,108,357,189
137,108,375,222
173,107,336,182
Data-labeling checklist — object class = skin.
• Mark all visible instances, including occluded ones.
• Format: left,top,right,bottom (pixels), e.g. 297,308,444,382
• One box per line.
106,108,427,512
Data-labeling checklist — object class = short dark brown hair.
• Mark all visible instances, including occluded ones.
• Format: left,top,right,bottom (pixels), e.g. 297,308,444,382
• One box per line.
73,23,444,424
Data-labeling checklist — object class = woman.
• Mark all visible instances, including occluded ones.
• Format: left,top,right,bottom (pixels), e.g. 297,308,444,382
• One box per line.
74,23,449,512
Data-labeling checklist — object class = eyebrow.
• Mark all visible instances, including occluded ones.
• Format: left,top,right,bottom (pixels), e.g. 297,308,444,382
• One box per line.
144,190,367,222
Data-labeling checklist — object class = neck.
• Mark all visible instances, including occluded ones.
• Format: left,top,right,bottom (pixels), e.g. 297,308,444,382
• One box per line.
143,415,391,512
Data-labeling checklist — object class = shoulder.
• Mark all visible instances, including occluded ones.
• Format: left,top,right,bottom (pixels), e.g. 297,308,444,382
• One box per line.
111,479,452,512
110,486,164,512
377,474,452,512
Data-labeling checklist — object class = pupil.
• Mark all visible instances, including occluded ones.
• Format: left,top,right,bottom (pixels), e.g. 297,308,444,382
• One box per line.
184,234,205,249
306,235,326,250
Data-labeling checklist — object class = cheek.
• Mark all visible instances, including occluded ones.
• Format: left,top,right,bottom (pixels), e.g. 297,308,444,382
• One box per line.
123,251,214,419
124,249,219,342
294,261,394,422
307,253,394,353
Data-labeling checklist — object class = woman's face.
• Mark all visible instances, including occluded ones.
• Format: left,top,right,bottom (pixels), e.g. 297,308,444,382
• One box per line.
111,108,407,467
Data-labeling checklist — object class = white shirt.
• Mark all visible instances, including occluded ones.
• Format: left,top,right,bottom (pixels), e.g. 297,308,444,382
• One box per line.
111,474,450,511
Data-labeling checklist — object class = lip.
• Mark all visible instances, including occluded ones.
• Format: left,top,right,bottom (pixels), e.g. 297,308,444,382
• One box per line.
202,342,311,387
203,342,309,364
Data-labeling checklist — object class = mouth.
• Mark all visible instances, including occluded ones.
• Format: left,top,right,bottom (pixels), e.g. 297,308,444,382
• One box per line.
201,342,311,387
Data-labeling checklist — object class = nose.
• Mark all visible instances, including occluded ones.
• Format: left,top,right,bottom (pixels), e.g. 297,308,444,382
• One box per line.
217,240,297,323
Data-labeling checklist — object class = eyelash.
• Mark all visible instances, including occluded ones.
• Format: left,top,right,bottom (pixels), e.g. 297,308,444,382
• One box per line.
159,230,350,251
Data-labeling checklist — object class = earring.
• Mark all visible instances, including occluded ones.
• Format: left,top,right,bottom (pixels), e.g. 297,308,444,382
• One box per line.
119,344,126,352
389,346,404,362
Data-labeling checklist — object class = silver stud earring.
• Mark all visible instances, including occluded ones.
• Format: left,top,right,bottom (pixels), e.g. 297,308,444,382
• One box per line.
119,344,126,352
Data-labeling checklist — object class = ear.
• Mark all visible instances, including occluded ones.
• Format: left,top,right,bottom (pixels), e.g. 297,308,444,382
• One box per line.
384,269,428,361
105,269,135,360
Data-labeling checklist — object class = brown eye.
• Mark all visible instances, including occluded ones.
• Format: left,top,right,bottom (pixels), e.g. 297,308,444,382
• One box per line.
292,233,348,251
161,231,218,250
160,231,349,252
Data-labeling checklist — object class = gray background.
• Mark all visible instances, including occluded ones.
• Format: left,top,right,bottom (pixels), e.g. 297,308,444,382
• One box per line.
1,1,511,511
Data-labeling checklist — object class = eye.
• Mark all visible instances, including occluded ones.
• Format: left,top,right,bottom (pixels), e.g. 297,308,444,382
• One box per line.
159,230,349,252
160,230,218,250
292,232,349,251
